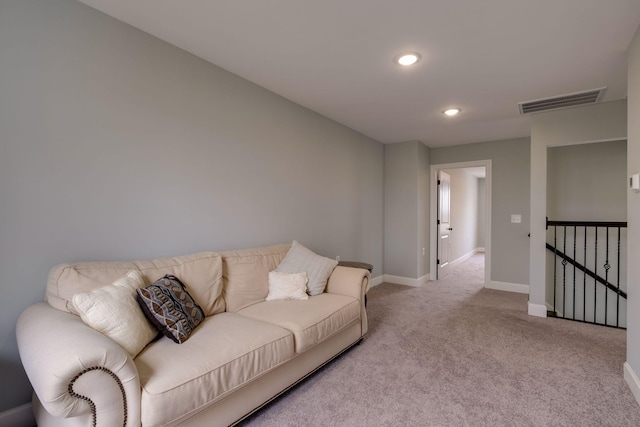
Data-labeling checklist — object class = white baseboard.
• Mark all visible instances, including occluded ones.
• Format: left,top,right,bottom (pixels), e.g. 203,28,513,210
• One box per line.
486,281,529,294
383,274,429,287
528,302,548,318
449,247,484,267
370,275,385,288
624,362,640,407
0,402,34,427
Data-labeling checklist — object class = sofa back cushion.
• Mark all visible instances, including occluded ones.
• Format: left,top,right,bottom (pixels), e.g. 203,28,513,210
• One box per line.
220,244,290,312
46,252,225,317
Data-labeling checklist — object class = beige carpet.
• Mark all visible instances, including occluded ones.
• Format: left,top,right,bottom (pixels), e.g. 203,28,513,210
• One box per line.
239,254,640,426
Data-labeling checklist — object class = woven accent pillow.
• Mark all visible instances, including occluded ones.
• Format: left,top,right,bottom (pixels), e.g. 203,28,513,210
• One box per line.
276,240,338,296
136,275,205,344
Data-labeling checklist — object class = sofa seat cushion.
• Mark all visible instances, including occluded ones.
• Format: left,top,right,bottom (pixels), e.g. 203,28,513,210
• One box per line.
135,312,294,426
237,293,360,353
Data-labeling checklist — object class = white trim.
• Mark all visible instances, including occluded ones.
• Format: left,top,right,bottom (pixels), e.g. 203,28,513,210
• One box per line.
430,160,492,287
0,402,34,427
370,275,385,288
486,280,529,294
383,274,429,287
450,247,484,267
624,362,640,406
528,302,548,317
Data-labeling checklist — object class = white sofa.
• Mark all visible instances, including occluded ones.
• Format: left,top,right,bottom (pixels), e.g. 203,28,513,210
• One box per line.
17,243,370,426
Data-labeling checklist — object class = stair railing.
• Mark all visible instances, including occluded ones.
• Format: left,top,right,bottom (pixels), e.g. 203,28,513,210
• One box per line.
546,219,627,328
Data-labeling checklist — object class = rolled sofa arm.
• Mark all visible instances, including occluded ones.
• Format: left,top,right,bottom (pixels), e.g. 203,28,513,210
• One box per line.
325,266,371,335
17,302,141,427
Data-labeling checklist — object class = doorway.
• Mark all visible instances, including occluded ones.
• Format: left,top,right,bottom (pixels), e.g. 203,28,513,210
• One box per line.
437,170,452,278
430,160,492,285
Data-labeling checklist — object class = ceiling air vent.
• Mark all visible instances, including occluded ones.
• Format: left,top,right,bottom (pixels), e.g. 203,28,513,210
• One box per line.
518,87,606,114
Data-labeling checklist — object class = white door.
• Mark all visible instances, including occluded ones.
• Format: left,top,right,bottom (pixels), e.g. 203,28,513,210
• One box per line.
438,170,452,278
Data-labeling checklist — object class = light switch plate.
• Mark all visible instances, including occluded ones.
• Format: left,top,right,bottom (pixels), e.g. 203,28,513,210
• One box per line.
631,173,640,192
511,214,521,224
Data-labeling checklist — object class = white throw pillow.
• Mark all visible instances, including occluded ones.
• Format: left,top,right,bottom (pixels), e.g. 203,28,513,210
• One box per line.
266,271,309,301
72,270,158,357
276,240,338,296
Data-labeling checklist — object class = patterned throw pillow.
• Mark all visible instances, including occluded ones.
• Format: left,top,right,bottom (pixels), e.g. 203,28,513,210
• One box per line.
136,275,205,344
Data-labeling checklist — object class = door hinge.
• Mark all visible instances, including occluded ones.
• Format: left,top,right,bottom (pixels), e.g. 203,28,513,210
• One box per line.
437,219,440,225
437,259,440,265
437,179,441,185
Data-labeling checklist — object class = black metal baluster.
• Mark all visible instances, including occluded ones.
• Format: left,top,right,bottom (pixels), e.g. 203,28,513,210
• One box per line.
604,227,610,326
617,226,621,328
571,225,577,319
563,225,567,320
594,227,598,325
583,226,587,322
553,225,558,316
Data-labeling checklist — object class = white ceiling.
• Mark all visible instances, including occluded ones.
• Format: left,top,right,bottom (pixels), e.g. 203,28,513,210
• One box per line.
77,0,640,147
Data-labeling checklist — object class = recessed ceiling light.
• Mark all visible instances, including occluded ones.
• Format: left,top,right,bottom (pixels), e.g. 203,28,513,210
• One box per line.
394,52,421,66
443,108,461,116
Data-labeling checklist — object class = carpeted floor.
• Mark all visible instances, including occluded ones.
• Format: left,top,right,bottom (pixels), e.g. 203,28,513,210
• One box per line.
239,254,640,426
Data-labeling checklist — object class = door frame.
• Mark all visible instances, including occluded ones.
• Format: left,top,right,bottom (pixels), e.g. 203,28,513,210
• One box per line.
429,159,492,285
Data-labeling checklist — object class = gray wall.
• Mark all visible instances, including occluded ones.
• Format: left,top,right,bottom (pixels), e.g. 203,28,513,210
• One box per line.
383,141,430,279
547,140,627,222
418,143,431,278
626,24,640,391
444,168,480,261
431,137,531,286
0,0,384,411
